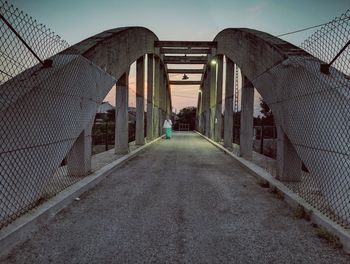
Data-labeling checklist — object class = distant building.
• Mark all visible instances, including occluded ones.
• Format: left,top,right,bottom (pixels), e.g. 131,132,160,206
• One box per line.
94,102,115,122
94,103,137,123
97,101,114,114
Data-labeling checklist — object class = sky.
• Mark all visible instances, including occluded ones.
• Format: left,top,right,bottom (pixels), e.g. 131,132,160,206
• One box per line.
10,0,350,112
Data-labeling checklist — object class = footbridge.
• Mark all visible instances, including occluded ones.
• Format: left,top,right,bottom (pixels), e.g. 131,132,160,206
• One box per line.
0,1,349,261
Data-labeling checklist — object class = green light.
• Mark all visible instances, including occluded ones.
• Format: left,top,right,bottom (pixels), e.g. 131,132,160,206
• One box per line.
211,59,217,65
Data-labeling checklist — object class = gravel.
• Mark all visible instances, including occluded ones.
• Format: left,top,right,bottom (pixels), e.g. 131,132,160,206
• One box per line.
2,132,350,264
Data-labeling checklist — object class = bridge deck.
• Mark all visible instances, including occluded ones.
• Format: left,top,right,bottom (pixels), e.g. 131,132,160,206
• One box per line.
2,132,349,263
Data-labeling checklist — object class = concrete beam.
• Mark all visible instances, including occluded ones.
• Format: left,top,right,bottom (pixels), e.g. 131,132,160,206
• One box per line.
224,58,234,148
115,72,129,154
160,48,211,54
153,57,160,138
167,68,204,74
204,74,210,137
159,66,166,135
164,55,208,64
240,74,254,160
214,55,223,142
135,56,145,145
209,62,217,139
165,61,206,65
155,41,217,48
146,54,154,140
169,81,202,85
196,91,202,131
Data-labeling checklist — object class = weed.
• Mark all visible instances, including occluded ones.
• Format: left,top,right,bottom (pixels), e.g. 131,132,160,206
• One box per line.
268,186,278,194
257,179,269,188
313,225,342,249
275,191,284,200
294,206,306,219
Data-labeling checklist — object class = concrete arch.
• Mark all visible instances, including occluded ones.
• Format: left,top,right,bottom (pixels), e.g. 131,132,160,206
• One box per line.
0,27,162,222
214,28,350,223
65,27,160,80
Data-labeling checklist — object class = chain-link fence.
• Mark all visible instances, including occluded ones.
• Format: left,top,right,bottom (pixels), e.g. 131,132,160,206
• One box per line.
1,0,349,236
0,0,119,229
301,10,350,76
0,1,81,229
217,10,349,229
0,1,70,84
0,0,155,230
283,9,350,228
248,10,350,228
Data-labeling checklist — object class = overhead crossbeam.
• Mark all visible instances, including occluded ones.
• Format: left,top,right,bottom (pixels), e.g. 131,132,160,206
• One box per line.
169,81,202,85
164,55,208,64
167,68,204,74
155,41,217,48
160,48,211,54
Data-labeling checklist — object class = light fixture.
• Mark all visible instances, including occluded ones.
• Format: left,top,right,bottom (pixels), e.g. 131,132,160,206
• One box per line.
182,74,189,80
211,59,217,65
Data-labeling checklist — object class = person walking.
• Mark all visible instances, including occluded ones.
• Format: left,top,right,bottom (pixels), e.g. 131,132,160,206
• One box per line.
163,117,173,139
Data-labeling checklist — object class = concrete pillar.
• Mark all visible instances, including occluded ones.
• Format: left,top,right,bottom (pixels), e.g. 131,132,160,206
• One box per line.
146,54,154,141
136,56,145,145
209,62,217,139
204,74,210,137
276,125,302,182
115,72,129,154
159,66,166,135
167,84,172,116
224,58,234,148
240,74,254,160
165,87,169,117
201,84,205,134
153,57,160,138
67,128,91,177
164,75,168,117
196,90,202,131
214,55,223,142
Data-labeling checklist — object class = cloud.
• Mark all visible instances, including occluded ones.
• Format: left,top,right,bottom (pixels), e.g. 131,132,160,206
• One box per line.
247,2,266,14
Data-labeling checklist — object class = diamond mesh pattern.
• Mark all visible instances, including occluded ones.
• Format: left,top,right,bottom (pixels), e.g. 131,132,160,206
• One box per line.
282,9,350,228
0,1,114,229
250,10,350,228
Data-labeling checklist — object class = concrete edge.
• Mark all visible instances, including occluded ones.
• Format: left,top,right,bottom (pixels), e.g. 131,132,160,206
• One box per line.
0,135,164,258
195,131,350,254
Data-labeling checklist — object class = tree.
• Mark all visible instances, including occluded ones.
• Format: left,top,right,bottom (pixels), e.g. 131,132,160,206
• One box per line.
106,109,115,122
259,99,274,125
176,107,197,130
260,99,271,117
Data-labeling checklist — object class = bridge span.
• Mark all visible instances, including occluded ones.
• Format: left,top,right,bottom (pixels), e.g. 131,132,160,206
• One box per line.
1,1,350,260
2,132,350,263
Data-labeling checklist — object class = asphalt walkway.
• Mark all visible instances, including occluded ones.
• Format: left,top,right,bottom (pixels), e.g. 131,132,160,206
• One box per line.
2,132,350,263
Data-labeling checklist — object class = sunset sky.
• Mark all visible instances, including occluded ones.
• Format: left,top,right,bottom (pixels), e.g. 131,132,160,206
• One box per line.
10,0,349,112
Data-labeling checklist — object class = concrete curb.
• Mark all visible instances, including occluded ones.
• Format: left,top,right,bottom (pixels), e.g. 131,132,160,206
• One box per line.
195,131,350,254
0,135,163,257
